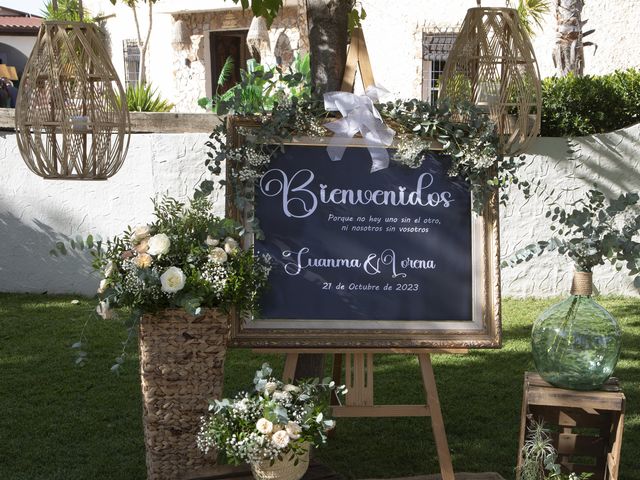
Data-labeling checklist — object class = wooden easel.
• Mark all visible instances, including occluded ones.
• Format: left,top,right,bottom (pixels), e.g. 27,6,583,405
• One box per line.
254,29,462,480
266,348,461,480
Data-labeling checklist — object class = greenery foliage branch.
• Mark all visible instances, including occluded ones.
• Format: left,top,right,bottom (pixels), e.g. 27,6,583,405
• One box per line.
197,90,534,235
502,188,640,287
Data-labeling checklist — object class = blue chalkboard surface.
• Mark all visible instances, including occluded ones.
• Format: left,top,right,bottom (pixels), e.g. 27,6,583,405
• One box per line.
254,145,472,322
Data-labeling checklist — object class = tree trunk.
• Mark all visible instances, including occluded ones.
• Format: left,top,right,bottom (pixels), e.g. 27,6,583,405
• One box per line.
292,0,352,380
305,0,353,93
552,0,585,76
131,1,153,84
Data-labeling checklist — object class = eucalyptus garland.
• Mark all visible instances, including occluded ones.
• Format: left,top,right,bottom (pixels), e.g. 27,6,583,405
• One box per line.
197,96,531,234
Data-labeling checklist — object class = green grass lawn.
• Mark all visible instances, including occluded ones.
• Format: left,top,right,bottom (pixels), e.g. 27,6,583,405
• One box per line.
0,293,638,480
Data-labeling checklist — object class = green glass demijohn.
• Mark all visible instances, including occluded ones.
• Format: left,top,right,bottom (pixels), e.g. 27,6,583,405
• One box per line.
531,271,622,390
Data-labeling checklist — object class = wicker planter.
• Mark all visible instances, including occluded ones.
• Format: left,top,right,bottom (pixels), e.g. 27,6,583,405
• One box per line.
250,445,311,480
139,309,229,480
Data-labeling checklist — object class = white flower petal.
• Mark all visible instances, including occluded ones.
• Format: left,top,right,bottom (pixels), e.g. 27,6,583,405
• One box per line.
160,266,186,293
148,234,171,256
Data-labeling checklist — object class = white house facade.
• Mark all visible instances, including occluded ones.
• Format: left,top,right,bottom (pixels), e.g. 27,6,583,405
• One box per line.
83,0,640,112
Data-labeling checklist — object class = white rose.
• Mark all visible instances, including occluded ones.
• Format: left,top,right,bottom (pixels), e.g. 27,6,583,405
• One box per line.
256,418,273,435
323,419,336,431
97,278,109,294
205,236,219,247
264,381,278,394
271,430,290,449
95,300,114,320
224,237,239,254
272,391,291,402
131,224,151,243
147,233,171,256
283,384,300,393
235,398,249,412
104,261,114,278
285,421,302,440
209,247,228,264
160,266,186,293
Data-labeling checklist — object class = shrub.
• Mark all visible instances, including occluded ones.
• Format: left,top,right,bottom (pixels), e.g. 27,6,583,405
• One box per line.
198,53,312,115
541,69,640,137
122,83,174,112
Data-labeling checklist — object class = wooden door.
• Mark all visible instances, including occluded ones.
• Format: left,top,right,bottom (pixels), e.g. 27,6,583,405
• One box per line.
209,30,250,93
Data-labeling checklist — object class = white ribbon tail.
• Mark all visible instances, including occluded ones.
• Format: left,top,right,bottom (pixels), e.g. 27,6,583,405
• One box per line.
323,87,396,171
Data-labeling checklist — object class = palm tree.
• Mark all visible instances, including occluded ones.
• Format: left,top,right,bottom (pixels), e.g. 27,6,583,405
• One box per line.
552,0,587,76
509,0,551,36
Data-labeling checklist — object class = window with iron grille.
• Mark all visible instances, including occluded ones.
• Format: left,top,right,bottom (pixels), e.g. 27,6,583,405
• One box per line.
422,32,457,105
123,40,140,88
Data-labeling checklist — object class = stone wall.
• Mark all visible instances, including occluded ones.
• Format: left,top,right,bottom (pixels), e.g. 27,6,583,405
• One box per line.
171,6,303,112
1,122,639,297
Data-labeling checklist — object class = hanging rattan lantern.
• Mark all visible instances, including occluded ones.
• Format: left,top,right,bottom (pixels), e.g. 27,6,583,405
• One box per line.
171,19,191,50
246,16,271,60
439,3,541,155
15,19,130,180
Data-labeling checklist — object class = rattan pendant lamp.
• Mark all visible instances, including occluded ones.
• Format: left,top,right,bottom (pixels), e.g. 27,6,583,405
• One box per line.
15,0,130,180
439,0,541,154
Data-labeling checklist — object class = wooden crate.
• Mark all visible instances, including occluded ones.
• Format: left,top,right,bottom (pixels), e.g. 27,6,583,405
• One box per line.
517,372,625,480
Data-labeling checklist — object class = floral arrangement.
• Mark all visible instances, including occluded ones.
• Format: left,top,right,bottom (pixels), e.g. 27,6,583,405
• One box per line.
197,363,346,465
91,196,271,319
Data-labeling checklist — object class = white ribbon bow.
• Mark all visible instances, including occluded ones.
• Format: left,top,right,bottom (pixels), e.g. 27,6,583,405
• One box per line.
323,85,396,172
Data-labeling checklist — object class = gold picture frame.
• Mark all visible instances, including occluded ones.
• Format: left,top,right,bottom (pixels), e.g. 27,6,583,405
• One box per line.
227,117,501,349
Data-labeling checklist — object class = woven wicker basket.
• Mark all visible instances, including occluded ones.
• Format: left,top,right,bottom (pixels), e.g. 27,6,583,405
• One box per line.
139,309,229,480
250,445,310,480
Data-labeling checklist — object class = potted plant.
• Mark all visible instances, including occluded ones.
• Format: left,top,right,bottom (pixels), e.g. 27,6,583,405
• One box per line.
197,363,346,480
504,188,640,390
81,195,271,480
518,418,593,480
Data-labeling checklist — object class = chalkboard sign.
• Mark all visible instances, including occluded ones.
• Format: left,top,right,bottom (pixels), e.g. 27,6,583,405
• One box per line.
228,132,501,349
255,146,472,322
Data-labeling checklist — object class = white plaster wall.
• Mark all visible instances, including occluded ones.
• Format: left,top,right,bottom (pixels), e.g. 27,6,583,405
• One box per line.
501,123,640,297
1,125,639,297
84,0,640,111
0,35,36,58
361,0,640,100
84,0,194,101
0,132,225,295
0,35,37,75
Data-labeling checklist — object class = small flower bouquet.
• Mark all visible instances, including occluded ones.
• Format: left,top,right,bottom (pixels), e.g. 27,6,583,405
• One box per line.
197,364,345,471
92,196,271,319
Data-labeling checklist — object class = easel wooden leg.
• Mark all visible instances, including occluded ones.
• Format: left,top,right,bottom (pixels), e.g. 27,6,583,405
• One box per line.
419,353,455,480
283,353,299,382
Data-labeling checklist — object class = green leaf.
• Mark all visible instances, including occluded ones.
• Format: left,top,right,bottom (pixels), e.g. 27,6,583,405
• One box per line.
56,242,67,255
